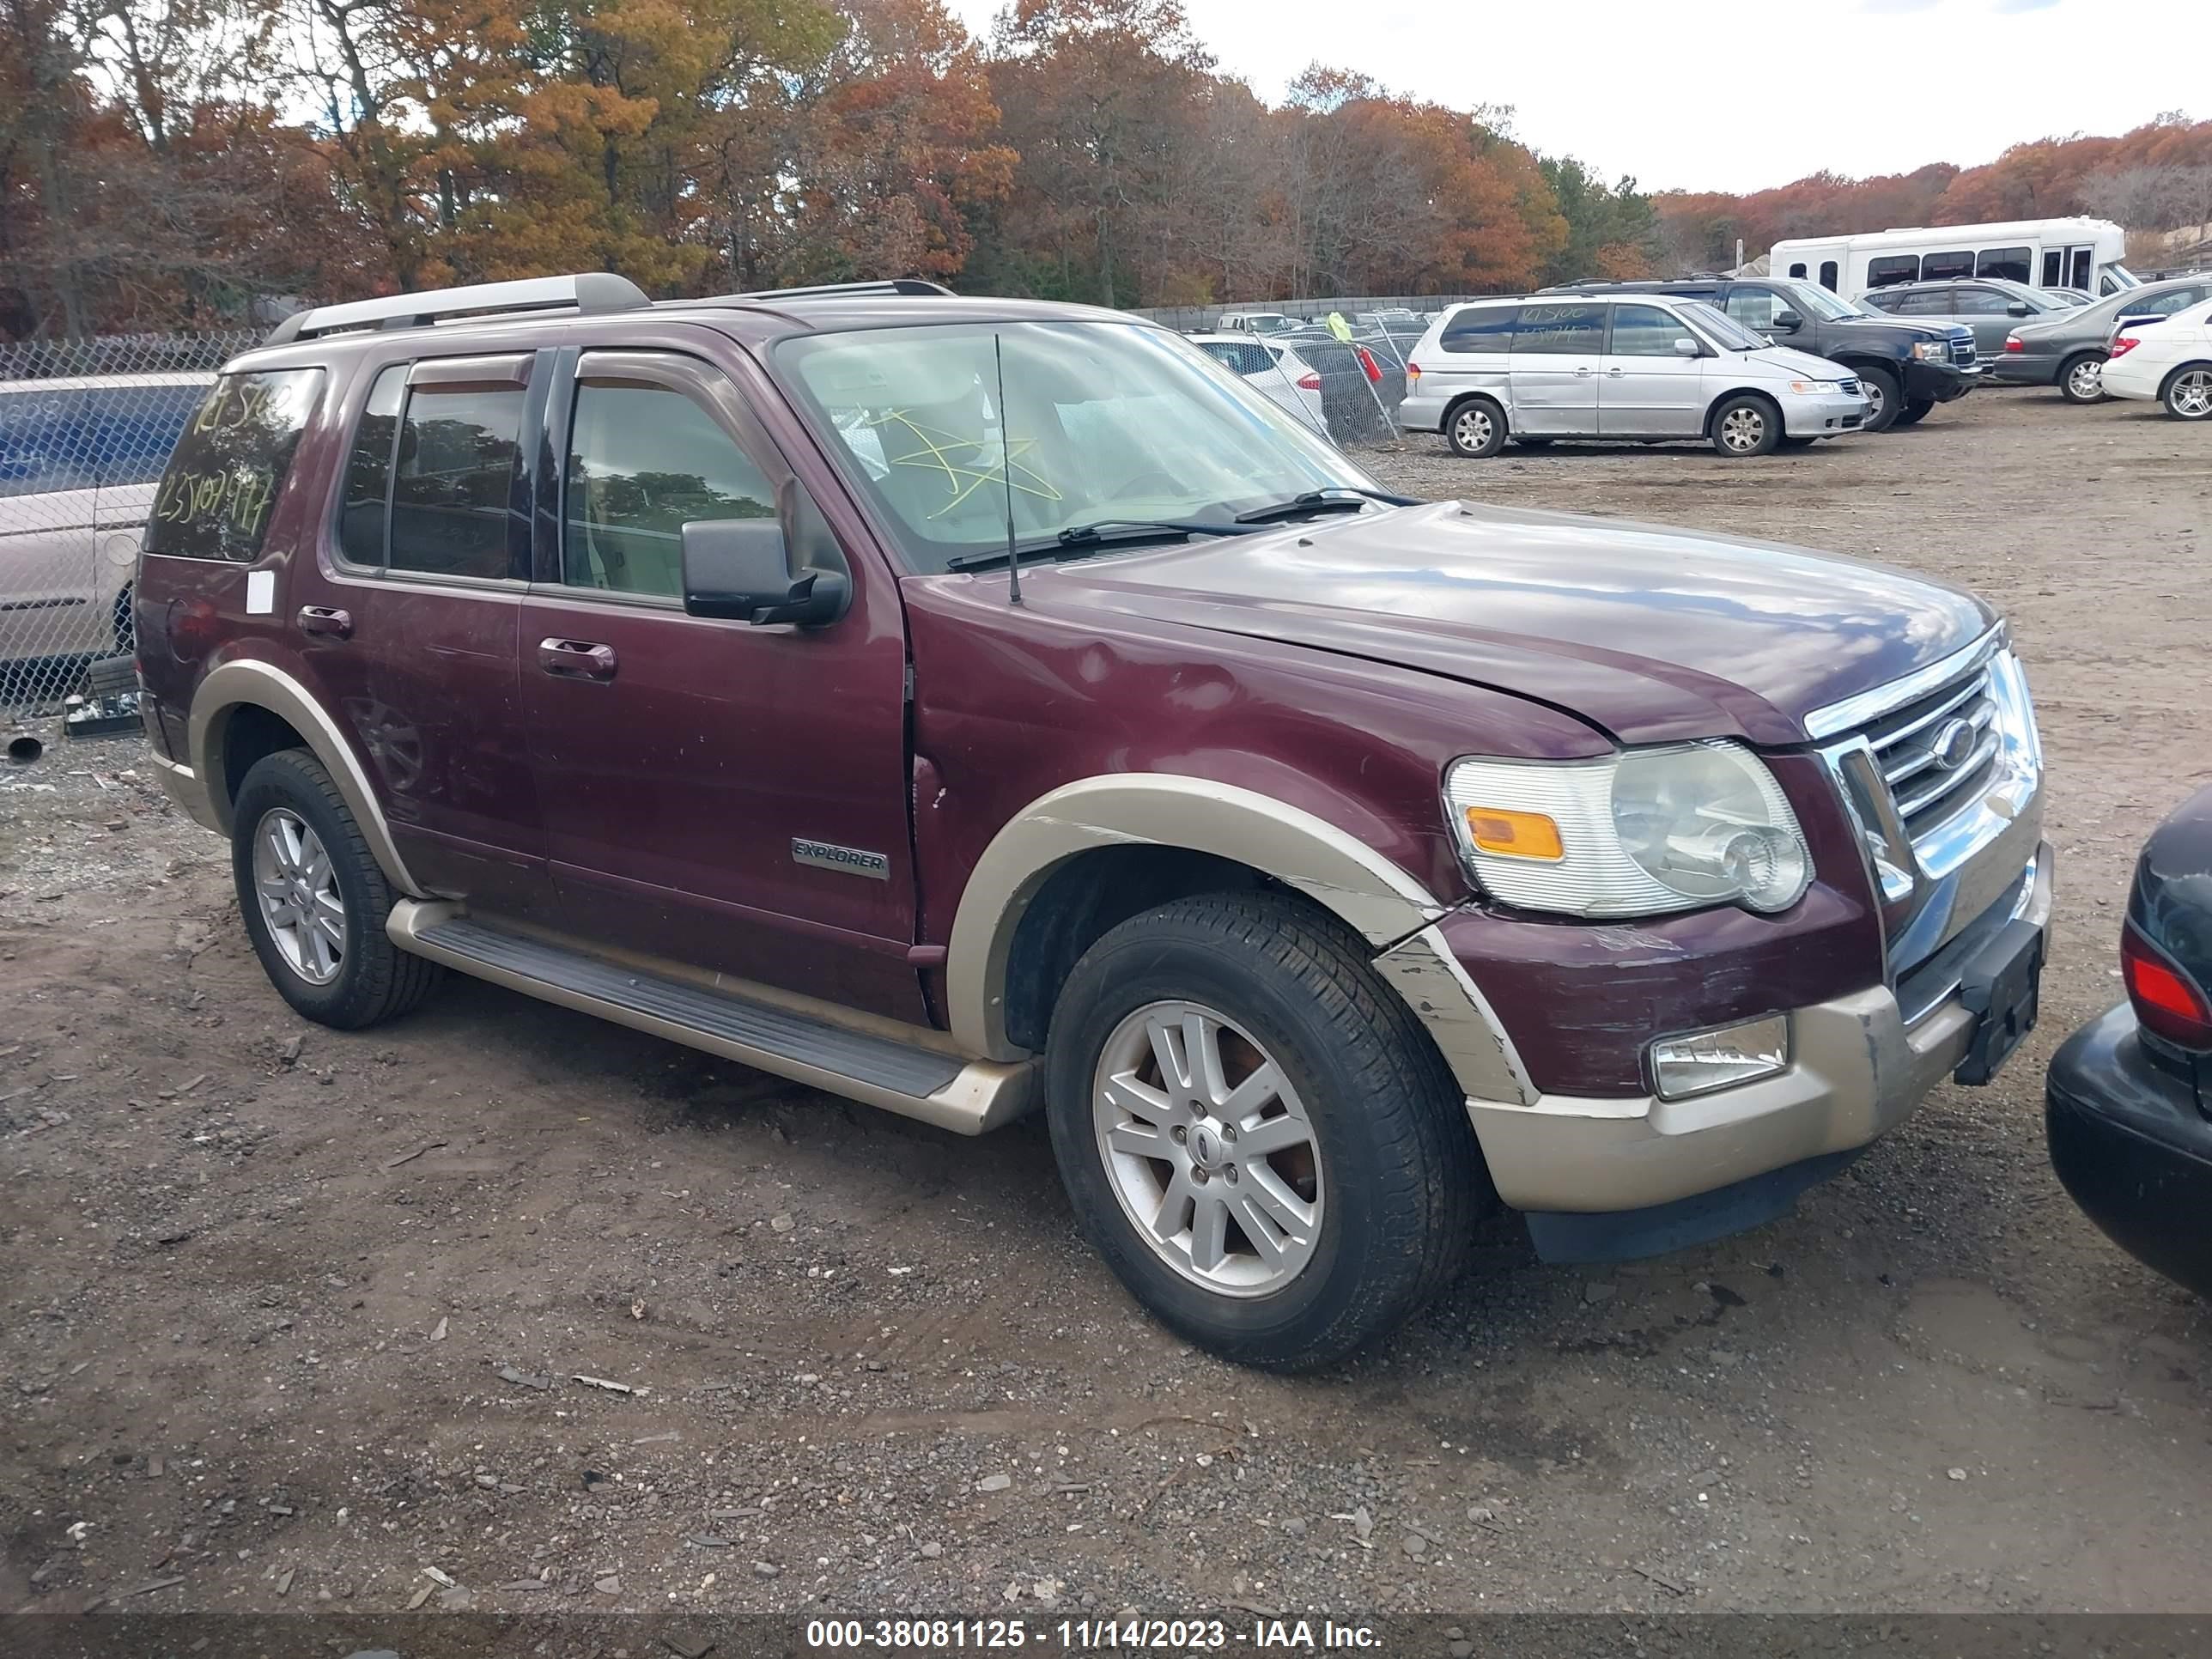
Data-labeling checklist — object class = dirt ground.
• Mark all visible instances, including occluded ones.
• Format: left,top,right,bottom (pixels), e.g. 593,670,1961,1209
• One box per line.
3,386,2210,1626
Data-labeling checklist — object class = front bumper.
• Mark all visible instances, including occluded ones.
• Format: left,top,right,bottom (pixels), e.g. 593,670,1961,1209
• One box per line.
1461,842,2052,1254
2046,1003,2212,1297
1905,360,1981,402
1779,388,1869,437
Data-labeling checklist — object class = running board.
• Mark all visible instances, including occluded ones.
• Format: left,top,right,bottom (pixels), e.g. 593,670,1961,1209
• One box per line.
387,902,1035,1134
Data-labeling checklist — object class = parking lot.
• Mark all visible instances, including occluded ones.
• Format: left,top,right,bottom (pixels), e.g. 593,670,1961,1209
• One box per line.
3,386,2209,1620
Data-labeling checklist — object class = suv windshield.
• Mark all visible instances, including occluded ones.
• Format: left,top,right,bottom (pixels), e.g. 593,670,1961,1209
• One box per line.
1768,281,1863,323
1674,301,1768,353
777,321,1380,574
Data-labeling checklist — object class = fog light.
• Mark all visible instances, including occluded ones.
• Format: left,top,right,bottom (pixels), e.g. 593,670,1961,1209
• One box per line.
1650,1014,1790,1101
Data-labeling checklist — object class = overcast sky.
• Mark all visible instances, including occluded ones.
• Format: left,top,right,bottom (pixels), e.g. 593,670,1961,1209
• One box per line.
947,0,2209,194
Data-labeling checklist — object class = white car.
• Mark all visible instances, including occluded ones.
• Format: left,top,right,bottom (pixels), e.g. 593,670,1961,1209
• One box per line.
1215,311,1299,337
2100,295,2212,420
1187,334,1330,435
1,373,213,669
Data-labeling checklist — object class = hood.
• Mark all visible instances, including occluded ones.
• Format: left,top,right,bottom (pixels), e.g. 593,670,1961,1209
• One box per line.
1747,344,1856,379
1015,501,1993,746
1826,313,1955,343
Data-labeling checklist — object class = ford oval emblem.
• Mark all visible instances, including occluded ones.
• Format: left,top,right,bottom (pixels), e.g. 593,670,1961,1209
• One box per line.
1929,716,1978,772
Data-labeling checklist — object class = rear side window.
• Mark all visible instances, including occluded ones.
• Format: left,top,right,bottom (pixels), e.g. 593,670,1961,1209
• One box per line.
1867,255,1920,289
1439,305,1520,350
389,374,526,580
1921,249,1973,281
0,382,208,498
337,366,406,566
1893,289,1956,317
1197,341,1271,377
143,369,324,562
1512,303,1604,356
1977,246,2032,283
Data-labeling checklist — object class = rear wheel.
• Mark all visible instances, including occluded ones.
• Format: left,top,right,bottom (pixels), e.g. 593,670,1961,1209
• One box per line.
1043,892,1485,1370
1444,398,1507,459
230,749,441,1030
1893,398,1936,426
1853,364,1901,433
1709,394,1781,458
2163,365,2212,421
2059,352,2107,404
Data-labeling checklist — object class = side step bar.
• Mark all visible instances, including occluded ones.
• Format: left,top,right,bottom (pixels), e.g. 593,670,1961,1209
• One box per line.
387,902,1036,1134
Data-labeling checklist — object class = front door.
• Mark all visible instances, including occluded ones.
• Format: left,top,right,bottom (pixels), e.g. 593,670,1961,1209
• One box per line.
1508,301,1605,435
1598,303,1709,436
519,347,921,1020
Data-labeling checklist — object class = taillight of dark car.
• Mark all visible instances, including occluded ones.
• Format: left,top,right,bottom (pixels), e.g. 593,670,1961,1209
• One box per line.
2122,922,2212,1050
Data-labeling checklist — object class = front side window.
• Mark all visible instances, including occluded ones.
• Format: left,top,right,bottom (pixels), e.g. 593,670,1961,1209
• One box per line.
776,321,1376,574
1867,255,1920,289
143,369,324,562
1978,246,2032,283
1950,288,2013,317
1672,300,1767,353
1724,287,1782,331
1922,249,1973,281
389,382,523,580
1512,303,1606,356
1608,304,1694,356
1440,304,1520,350
563,383,776,597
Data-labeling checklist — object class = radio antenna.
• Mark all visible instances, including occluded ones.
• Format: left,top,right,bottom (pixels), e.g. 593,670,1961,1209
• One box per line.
992,331,1022,606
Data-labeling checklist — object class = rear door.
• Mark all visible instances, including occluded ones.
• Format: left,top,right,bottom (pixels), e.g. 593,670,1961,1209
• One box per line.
518,346,921,1019
1508,302,1605,434
1597,303,1707,436
288,350,551,917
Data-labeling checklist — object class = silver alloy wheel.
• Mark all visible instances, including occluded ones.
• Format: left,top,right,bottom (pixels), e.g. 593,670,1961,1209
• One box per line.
1862,377,1887,423
1451,405,1493,453
1719,404,1767,453
2067,356,2105,400
252,808,346,985
1091,1000,1323,1297
2171,368,2212,419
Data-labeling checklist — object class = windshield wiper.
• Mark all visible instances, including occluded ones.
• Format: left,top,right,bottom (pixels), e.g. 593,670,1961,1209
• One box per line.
943,519,1258,574
1232,486,1421,525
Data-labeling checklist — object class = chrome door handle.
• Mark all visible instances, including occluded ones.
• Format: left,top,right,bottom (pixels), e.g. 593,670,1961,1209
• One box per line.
538,637,618,680
1573,367,1595,377
1606,368,1625,378
298,605,352,639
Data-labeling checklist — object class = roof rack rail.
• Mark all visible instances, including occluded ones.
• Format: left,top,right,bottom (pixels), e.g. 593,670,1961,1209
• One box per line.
264,273,653,347
717,279,956,303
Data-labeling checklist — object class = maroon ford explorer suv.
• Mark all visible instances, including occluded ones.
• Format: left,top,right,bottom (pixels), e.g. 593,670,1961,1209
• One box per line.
133,275,2051,1369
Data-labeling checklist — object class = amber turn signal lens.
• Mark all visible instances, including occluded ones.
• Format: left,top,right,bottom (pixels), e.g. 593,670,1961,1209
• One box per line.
1463,806,1565,861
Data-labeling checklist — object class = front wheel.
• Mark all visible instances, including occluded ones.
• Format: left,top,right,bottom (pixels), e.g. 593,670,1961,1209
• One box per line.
2163,365,2212,421
1444,398,1507,459
1043,893,1485,1370
1853,365,1900,433
2059,352,2107,404
1893,398,1936,427
230,749,442,1029
1710,394,1781,457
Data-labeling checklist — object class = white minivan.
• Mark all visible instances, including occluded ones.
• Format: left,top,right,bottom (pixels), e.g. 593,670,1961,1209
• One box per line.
1399,295,1870,459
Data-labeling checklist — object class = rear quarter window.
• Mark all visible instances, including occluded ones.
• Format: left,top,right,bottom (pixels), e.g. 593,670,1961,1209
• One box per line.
143,369,324,562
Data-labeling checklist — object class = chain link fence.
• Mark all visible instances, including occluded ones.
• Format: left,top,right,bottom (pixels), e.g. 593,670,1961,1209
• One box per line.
1,331,256,714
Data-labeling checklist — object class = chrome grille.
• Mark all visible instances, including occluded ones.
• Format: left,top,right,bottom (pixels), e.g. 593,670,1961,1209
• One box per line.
1838,377,1862,396
1951,337,1978,368
1858,660,2000,843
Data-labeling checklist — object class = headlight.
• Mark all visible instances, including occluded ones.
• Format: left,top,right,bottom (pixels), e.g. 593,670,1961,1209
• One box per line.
1785,379,1841,394
1911,341,1949,361
1444,741,1812,919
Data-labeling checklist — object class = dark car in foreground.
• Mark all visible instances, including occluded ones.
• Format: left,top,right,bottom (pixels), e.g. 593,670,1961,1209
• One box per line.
2047,786,2212,1297
137,273,2051,1370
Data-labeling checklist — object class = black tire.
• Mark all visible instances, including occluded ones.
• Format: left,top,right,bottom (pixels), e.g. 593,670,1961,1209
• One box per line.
1853,364,1901,433
1443,397,1507,459
2057,352,2107,404
1512,436,1554,448
1893,398,1936,426
1708,393,1781,458
230,748,441,1030
1043,891,1486,1371
1777,435,1817,449
2161,363,2212,421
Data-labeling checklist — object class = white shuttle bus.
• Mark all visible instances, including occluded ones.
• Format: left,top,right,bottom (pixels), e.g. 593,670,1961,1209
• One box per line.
1769,217,2139,302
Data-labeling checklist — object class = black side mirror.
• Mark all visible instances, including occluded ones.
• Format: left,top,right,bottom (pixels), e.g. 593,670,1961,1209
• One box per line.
2006,301,2032,317
1772,309,1805,331
681,518,849,626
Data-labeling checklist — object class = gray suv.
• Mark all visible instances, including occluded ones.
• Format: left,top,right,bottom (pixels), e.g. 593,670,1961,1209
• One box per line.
1863,278,2078,358
1990,277,2211,402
